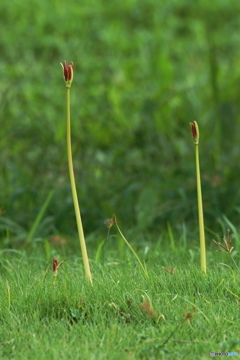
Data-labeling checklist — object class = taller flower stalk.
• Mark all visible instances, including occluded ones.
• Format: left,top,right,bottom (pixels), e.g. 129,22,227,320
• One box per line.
61,61,92,284
190,121,207,273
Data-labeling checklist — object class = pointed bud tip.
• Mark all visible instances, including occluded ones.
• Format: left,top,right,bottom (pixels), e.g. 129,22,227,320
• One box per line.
190,121,199,144
60,60,74,86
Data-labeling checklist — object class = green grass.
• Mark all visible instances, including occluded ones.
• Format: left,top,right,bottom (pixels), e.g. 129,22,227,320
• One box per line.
1,0,240,238
1,0,240,357
0,247,239,360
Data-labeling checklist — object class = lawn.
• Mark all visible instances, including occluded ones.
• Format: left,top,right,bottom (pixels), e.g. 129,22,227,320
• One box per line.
0,0,240,358
0,227,239,359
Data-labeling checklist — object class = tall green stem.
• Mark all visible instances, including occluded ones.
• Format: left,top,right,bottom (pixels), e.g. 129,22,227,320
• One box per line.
195,143,206,273
66,88,92,284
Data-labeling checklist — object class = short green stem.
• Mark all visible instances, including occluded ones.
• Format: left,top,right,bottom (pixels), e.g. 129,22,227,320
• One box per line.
195,143,207,273
66,88,92,284
230,254,239,271
6,280,11,311
116,223,149,279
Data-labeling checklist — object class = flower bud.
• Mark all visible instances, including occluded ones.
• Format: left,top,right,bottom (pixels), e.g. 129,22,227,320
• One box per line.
53,256,58,272
190,121,199,144
60,61,74,88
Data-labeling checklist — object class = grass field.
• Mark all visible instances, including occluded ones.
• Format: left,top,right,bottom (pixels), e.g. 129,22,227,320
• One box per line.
0,229,239,359
0,0,240,358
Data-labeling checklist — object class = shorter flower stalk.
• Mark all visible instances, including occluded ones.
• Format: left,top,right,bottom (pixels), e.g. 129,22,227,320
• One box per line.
190,121,207,273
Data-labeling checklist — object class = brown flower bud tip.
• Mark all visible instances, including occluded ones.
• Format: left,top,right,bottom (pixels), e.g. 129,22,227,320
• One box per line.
53,256,58,272
60,61,74,86
190,121,199,144
190,123,197,139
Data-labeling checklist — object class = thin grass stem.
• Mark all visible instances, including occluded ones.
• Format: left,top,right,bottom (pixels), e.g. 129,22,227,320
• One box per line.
116,223,149,279
6,280,10,311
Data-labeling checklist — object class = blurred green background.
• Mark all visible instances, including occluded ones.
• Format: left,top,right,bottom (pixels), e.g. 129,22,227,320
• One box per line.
1,0,240,248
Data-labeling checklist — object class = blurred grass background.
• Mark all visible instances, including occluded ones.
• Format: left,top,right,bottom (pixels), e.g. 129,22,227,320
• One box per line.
1,0,240,248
